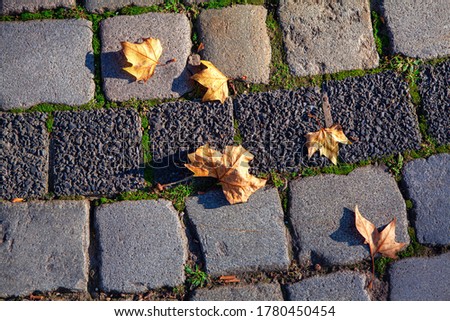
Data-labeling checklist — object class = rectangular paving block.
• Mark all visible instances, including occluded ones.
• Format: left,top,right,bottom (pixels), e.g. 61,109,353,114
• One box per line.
389,253,450,300
197,5,271,83
51,108,144,196
279,0,379,77
419,60,450,145
0,20,95,111
148,100,234,184
190,283,284,301
95,200,187,292
285,271,370,301
0,201,89,297
1,0,74,14
84,0,163,13
382,0,450,59
402,154,450,245
185,188,290,277
0,113,48,199
289,166,410,266
100,13,192,102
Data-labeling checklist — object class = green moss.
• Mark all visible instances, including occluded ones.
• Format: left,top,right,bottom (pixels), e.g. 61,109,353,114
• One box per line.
233,120,243,145
399,227,427,259
374,256,393,277
203,0,264,9
270,171,284,189
45,114,54,132
371,11,390,58
436,144,450,154
384,153,404,181
141,115,153,184
117,190,159,202
405,199,413,210
162,184,194,212
119,5,161,15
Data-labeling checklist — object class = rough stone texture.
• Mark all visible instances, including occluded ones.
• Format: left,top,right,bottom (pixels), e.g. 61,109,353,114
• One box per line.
51,108,144,196
185,188,290,276
325,71,421,164
233,88,323,173
100,13,191,101
191,283,284,301
148,100,234,184
0,0,74,14
278,0,379,77
84,0,163,13
402,154,450,245
197,5,271,83
382,0,450,59
0,113,48,199
286,271,370,301
419,61,450,145
389,253,450,301
0,20,94,111
0,201,90,297
95,200,187,292
289,166,410,266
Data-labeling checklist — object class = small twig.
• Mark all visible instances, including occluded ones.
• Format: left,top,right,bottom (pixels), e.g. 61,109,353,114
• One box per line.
158,58,177,66
157,176,193,189
307,112,323,128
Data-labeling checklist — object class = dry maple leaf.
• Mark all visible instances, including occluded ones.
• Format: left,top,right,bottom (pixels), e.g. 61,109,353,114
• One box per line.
185,145,266,204
191,60,229,103
305,124,351,165
121,38,162,82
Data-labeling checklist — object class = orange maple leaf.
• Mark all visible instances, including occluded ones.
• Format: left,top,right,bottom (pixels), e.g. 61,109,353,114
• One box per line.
191,60,229,104
121,38,162,82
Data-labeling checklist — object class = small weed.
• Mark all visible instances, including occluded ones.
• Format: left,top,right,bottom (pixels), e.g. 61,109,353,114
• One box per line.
162,184,194,212
385,153,404,180
399,227,427,259
389,55,422,83
270,171,284,189
185,265,209,288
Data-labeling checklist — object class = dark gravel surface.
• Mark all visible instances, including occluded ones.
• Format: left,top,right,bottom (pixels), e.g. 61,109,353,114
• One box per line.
148,100,234,184
51,108,144,196
0,113,48,199
325,71,421,163
419,60,450,145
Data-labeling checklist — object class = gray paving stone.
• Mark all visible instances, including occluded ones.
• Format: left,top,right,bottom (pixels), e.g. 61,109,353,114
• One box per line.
148,100,234,184
185,188,290,276
197,5,271,83
191,283,284,301
419,61,450,145
278,0,379,77
100,13,191,102
285,271,370,301
0,201,90,297
0,0,74,14
51,108,144,196
95,200,187,292
84,0,163,13
402,154,450,245
289,166,410,266
0,113,48,199
0,20,95,111
382,0,450,59
389,253,450,301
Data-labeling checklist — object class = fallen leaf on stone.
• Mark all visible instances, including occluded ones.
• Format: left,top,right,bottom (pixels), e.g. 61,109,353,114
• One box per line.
12,198,24,203
121,38,162,82
305,124,351,165
219,275,240,283
185,144,266,204
191,60,229,103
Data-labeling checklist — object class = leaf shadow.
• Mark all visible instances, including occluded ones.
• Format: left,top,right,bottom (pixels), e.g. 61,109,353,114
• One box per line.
101,50,135,82
330,207,365,246
195,188,230,210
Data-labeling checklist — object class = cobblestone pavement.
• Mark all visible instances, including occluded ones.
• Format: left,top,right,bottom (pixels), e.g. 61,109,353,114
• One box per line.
0,0,449,301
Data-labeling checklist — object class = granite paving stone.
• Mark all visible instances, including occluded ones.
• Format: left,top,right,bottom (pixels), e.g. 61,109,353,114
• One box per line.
51,108,144,196
0,201,90,297
196,5,271,83
402,154,450,245
95,200,187,292
382,0,450,59
100,13,192,102
289,166,409,266
0,0,74,14
285,271,370,301
84,0,163,13
185,188,290,276
0,20,95,111
278,0,379,77
148,100,234,184
0,113,48,199
419,61,450,145
190,283,284,301
389,253,450,301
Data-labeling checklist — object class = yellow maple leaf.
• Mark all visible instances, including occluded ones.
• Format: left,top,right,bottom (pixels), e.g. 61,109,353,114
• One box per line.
121,38,162,82
185,145,266,204
191,60,229,104
305,124,351,165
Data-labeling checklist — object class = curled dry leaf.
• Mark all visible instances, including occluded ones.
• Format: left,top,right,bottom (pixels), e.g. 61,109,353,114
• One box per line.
191,60,229,104
185,145,266,204
219,275,240,283
121,38,162,82
12,198,24,203
305,124,351,165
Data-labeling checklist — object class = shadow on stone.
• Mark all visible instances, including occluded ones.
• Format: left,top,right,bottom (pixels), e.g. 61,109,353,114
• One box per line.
195,189,230,210
85,52,95,76
101,50,135,82
330,207,364,246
